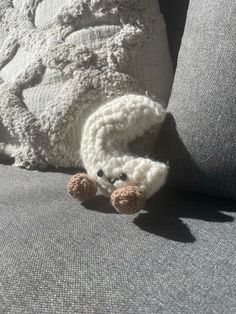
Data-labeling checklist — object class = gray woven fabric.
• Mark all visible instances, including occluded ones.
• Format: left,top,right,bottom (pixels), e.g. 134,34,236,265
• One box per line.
0,164,236,313
159,0,189,70
156,0,236,200
0,0,173,169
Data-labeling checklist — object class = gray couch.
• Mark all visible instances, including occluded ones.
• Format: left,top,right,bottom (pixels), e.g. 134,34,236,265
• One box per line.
1,1,236,313
1,165,235,313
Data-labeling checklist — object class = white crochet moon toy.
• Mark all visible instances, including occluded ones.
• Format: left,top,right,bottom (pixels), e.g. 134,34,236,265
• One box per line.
68,94,168,214
0,0,173,214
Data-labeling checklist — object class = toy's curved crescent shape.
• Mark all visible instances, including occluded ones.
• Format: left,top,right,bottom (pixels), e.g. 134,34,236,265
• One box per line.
80,94,168,198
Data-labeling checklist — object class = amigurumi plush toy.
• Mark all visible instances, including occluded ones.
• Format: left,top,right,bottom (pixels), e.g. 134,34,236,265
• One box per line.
0,0,173,214
67,94,168,214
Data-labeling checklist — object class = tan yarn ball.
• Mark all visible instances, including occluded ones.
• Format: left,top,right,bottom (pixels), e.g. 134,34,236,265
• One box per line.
67,173,97,202
111,185,146,215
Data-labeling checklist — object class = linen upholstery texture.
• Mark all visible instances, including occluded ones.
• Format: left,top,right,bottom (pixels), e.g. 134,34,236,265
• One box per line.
159,0,189,70
156,0,236,200
0,1,235,313
0,165,235,313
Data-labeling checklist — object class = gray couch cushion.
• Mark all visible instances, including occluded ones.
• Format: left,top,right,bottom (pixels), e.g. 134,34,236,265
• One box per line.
156,0,236,199
0,165,235,313
159,0,190,70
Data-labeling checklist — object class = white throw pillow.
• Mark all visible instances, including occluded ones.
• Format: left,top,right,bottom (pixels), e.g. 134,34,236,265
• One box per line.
0,0,173,200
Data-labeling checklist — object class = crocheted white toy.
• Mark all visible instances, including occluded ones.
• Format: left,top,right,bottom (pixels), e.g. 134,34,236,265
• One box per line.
0,0,172,214
68,94,168,214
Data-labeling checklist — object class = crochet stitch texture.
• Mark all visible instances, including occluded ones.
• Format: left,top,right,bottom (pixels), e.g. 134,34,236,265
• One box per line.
0,0,173,198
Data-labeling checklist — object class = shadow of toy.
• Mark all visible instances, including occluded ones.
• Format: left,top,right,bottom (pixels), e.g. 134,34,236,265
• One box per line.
134,113,235,243
83,195,117,214
134,187,235,243
2,113,235,244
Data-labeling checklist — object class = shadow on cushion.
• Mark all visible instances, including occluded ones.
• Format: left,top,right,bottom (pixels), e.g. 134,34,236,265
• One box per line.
134,187,235,243
159,0,190,70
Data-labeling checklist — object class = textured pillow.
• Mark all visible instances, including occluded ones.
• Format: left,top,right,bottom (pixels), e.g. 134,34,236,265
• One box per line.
156,0,236,199
0,0,173,170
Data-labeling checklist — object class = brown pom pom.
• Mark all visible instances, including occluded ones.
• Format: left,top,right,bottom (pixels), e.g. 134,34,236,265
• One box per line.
67,173,97,202
111,185,146,215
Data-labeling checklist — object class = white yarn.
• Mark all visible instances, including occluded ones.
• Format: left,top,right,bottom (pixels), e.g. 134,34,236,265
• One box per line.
0,0,172,198
81,94,168,198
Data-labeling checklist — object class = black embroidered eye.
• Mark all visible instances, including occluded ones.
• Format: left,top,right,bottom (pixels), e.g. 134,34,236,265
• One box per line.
119,173,127,181
97,169,104,177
